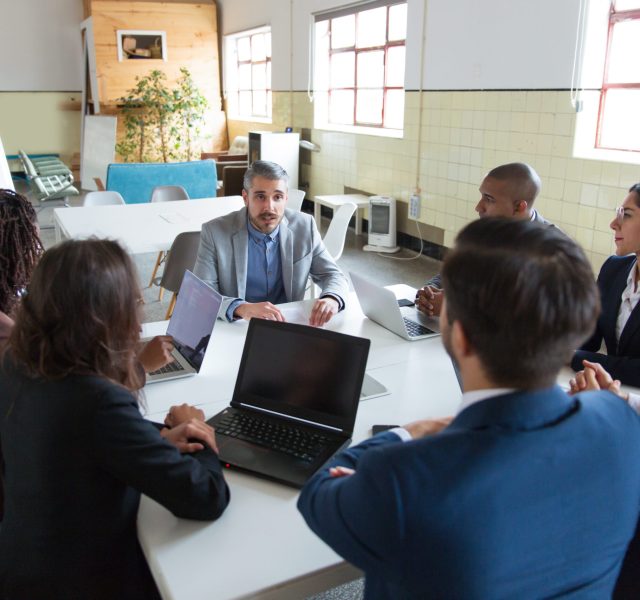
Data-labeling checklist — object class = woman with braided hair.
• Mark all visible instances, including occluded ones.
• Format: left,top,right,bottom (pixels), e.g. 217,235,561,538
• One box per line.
0,189,43,345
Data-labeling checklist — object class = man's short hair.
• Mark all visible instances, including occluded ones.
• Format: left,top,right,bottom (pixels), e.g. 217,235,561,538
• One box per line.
243,160,289,192
486,162,541,207
441,218,599,389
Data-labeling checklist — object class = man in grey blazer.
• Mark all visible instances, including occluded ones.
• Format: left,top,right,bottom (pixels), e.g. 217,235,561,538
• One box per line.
194,160,348,327
417,162,553,316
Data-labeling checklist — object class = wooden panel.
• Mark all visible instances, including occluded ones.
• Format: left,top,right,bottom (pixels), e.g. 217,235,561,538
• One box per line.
90,0,225,154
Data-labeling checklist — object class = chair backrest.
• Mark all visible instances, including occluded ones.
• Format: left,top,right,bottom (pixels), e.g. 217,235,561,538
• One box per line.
322,203,357,261
83,190,125,207
159,231,202,293
222,165,247,197
150,185,189,203
287,188,305,212
105,160,216,204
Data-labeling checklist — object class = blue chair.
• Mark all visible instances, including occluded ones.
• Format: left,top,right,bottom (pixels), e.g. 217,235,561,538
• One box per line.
105,160,217,204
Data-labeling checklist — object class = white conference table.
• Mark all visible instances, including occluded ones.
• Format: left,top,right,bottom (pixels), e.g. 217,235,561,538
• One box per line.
136,286,586,600
53,196,244,254
137,285,463,600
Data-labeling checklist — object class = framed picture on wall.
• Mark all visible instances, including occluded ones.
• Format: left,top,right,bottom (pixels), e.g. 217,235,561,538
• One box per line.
116,30,167,61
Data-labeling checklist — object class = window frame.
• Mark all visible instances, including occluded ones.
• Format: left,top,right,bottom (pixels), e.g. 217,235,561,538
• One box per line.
595,3,640,152
313,1,407,136
224,26,272,123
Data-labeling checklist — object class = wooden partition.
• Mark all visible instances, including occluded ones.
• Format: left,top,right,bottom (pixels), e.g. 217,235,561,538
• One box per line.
86,0,226,153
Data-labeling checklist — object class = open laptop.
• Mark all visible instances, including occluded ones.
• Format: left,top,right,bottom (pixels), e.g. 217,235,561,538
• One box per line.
207,319,370,488
145,270,222,384
350,271,440,341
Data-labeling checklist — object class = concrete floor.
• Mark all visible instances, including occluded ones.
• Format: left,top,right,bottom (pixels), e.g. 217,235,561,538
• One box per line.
32,184,442,324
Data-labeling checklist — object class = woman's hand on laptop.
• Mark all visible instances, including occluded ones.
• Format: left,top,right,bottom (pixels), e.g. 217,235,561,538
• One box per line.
139,335,174,373
160,418,218,454
165,403,206,428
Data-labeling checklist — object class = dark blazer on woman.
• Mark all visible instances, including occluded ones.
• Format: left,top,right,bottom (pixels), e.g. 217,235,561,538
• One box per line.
572,254,640,386
0,361,230,600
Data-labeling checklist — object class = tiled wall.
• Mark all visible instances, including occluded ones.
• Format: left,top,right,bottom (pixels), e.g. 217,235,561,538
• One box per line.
228,89,640,273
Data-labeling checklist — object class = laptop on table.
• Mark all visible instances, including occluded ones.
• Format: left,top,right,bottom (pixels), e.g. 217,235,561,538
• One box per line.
145,270,222,384
350,271,441,341
208,319,370,488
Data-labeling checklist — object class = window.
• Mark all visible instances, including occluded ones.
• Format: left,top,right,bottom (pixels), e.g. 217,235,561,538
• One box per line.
224,27,271,121
597,0,640,151
313,1,407,135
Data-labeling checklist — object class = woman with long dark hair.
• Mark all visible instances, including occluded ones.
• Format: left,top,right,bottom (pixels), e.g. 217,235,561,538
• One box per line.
0,189,43,343
0,239,229,599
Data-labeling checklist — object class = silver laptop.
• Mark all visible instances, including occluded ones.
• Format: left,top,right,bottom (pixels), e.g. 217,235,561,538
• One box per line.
145,270,222,384
350,271,440,341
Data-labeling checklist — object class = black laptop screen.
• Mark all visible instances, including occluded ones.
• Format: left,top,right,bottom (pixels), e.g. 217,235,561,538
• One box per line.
232,320,370,432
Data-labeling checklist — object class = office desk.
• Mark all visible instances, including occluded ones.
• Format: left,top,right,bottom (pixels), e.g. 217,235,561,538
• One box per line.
137,287,462,599
312,194,370,236
53,196,244,253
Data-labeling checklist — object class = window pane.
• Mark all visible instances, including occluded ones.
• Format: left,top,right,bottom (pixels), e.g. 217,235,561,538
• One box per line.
253,90,267,117
331,15,355,49
356,6,387,48
357,50,384,88
384,89,405,129
331,51,355,88
266,61,272,90
356,89,383,125
251,34,267,61
330,89,355,124
388,3,408,42
599,89,640,151
386,46,405,87
252,63,266,90
265,33,272,58
238,64,252,90
239,91,252,115
237,36,251,62
608,20,640,83
615,0,640,9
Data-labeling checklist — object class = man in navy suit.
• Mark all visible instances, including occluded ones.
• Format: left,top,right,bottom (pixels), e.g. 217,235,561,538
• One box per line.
298,218,640,599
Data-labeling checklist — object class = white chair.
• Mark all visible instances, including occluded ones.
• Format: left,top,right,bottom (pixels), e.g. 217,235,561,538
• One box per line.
149,185,190,289
287,188,305,212
82,191,125,207
308,202,357,299
150,185,189,203
322,202,357,261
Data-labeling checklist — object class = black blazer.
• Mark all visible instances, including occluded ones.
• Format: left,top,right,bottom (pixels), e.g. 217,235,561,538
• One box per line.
0,362,229,600
572,255,640,386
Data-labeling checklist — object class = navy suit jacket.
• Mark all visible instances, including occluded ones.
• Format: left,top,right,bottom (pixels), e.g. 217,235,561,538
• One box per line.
298,387,640,599
0,363,230,599
572,255,640,386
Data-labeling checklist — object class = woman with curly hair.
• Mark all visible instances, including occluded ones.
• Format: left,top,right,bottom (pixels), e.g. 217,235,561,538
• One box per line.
0,189,43,344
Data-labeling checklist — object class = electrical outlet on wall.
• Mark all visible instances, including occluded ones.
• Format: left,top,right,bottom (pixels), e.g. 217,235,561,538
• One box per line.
409,193,420,220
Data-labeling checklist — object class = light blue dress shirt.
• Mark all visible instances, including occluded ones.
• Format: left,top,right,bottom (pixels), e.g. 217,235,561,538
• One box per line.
226,220,287,320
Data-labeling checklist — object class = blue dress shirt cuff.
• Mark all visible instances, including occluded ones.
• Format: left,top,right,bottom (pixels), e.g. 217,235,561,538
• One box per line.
226,299,245,322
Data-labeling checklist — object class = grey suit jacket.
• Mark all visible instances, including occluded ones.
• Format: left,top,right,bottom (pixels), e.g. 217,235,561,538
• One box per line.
194,207,349,318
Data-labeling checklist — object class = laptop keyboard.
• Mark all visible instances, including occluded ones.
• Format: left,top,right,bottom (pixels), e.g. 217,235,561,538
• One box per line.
215,412,331,463
149,360,185,376
403,317,435,337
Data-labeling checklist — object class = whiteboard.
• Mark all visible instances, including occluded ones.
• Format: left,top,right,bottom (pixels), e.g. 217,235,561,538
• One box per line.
0,0,83,91
80,116,117,191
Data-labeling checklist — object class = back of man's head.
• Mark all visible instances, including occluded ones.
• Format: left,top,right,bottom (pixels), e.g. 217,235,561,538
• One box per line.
486,162,541,207
243,160,289,191
441,218,598,389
